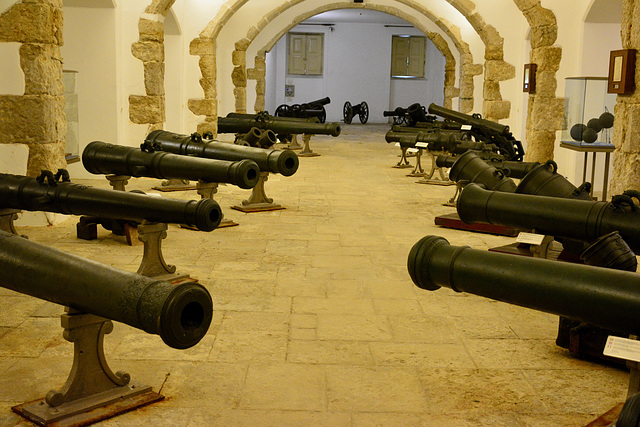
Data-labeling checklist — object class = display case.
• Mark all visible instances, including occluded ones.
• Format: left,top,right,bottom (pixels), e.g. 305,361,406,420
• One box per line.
561,77,616,146
63,70,79,163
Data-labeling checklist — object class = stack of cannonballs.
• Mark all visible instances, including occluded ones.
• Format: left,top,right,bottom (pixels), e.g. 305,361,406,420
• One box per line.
570,110,615,144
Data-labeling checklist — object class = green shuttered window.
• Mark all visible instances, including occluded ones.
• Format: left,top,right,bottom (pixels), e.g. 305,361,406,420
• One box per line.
391,35,426,78
288,33,324,76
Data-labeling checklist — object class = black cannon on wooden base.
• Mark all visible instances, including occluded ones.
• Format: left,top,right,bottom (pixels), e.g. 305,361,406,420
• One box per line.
83,141,260,189
143,130,299,177
428,103,525,162
0,171,221,232
275,97,331,123
343,101,369,124
384,103,433,126
0,230,212,425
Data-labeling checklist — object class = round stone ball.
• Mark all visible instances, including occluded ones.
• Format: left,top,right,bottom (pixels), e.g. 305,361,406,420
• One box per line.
582,127,598,143
599,111,614,129
587,118,603,133
570,123,586,141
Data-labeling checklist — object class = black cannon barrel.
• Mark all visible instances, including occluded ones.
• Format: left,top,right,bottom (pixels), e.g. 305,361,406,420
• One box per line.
144,130,299,177
449,151,517,191
0,230,213,349
0,173,221,231
302,97,331,108
83,141,260,189
438,155,540,179
428,103,510,136
218,114,341,137
407,235,640,335
457,183,640,252
383,107,408,117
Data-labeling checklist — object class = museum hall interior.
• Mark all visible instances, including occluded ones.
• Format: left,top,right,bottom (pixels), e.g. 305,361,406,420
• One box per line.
1,0,640,425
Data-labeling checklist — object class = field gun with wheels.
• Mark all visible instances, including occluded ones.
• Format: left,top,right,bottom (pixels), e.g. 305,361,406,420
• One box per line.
343,101,369,124
428,103,525,162
275,97,330,123
1,230,213,425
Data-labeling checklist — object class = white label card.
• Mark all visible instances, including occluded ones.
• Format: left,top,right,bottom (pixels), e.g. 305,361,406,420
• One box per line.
394,143,400,147
516,232,546,245
461,124,472,130
415,142,428,148
407,148,419,154
603,336,640,362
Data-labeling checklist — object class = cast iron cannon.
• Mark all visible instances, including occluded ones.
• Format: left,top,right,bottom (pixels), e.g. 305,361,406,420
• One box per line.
82,141,260,189
383,103,435,126
407,235,640,335
385,129,499,155
0,171,221,232
343,101,369,124
0,229,212,349
274,97,331,123
143,130,299,177
218,111,341,137
436,154,539,179
427,103,525,161
235,127,278,149
457,183,640,252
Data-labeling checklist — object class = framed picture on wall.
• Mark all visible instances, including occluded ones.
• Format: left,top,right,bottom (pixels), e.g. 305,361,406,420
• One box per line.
608,49,636,94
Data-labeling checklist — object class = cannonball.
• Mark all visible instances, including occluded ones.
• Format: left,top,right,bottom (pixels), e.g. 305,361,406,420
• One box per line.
587,118,603,133
570,123,586,142
582,127,598,143
599,111,615,129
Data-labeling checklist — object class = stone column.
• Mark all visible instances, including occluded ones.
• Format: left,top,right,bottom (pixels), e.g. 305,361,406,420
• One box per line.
609,0,640,195
0,1,66,177
248,54,266,113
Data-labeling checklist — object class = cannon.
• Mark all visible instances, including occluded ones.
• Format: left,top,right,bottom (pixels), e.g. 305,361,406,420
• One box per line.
383,103,435,126
82,141,260,189
143,130,299,177
274,97,331,123
427,103,525,161
0,171,221,232
343,101,369,124
457,183,640,252
235,127,278,149
436,154,539,179
385,129,498,155
0,230,212,349
407,235,640,335
218,111,341,137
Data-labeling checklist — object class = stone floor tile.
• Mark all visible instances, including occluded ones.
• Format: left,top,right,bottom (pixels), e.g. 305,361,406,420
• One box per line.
351,412,425,427
239,363,325,411
287,340,373,365
316,314,393,341
207,409,351,427
373,298,424,315
208,330,288,363
370,342,476,368
388,315,458,343
293,296,375,315
326,365,426,412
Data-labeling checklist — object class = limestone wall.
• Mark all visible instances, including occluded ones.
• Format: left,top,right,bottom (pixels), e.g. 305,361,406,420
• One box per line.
0,0,66,177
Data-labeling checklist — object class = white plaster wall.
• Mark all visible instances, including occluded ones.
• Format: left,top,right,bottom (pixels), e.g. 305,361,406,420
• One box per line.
62,5,118,179
261,23,444,123
580,23,622,76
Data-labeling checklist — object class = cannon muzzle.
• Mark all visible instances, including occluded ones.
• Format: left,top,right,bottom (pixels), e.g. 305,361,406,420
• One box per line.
457,183,640,252
449,151,517,191
437,154,540,180
218,113,341,137
0,230,213,349
144,130,299,177
0,173,221,231
83,141,260,189
408,235,640,335
428,103,510,136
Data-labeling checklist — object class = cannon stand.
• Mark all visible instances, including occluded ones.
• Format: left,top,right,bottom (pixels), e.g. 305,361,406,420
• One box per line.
287,134,303,150
416,152,453,186
136,221,190,281
231,172,285,213
406,149,427,177
195,181,238,228
152,178,197,192
12,308,162,426
393,147,413,169
299,134,319,157
105,175,130,191
0,208,22,236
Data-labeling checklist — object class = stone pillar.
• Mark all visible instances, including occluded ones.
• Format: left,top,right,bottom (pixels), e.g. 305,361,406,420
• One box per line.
188,37,217,136
232,43,248,114
608,0,640,196
0,1,66,177
248,54,266,113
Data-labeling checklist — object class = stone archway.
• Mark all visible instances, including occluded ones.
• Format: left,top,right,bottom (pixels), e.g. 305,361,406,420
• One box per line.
0,0,66,177
235,3,464,115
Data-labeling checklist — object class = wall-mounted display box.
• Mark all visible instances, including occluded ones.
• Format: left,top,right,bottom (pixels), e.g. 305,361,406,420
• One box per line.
562,77,616,146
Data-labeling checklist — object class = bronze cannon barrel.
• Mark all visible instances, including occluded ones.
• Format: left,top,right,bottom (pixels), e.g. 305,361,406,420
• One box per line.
144,130,299,177
428,103,510,136
0,173,221,231
407,235,640,335
457,183,640,252
217,113,341,137
83,141,260,189
0,230,213,349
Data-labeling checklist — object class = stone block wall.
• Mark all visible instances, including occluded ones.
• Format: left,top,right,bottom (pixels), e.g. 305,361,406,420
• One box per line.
0,0,66,177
